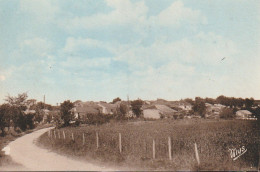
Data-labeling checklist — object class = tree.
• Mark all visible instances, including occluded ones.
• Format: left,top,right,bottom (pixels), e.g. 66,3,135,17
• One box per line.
245,98,254,110
5,93,28,131
184,98,194,105
116,103,127,119
205,97,216,105
112,97,121,104
60,100,74,127
131,99,143,118
192,97,206,118
219,108,235,119
0,104,11,136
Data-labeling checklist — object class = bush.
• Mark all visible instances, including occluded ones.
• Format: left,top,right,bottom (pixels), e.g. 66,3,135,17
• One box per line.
219,108,235,119
84,113,113,125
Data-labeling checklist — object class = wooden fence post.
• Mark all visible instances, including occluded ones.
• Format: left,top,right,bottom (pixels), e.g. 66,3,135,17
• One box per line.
48,130,50,137
96,132,99,149
194,143,200,166
58,131,61,139
119,133,122,153
153,139,156,159
63,131,66,139
54,130,56,139
83,133,85,145
72,132,74,141
168,137,172,160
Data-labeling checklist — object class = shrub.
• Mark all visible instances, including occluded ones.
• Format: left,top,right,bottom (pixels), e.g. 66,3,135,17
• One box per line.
84,113,112,125
219,108,235,119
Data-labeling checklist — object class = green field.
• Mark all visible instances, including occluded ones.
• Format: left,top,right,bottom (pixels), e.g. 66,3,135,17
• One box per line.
37,119,259,171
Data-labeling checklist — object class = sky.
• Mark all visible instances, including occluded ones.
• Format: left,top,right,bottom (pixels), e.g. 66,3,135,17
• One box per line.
0,0,259,105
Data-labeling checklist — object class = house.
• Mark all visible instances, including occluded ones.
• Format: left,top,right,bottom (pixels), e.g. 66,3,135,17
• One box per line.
205,103,226,118
97,102,118,115
73,105,100,119
142,104,177,119
236,110,253,119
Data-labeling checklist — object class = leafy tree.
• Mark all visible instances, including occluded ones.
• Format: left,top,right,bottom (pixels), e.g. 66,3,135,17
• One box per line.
219,108,235,119
112,97,121,104
184,98,194,105
116,103,128,119
60,100,74,127
5,93,28,131
245,98,254,110
0,104,11,136
205,97,216,105
131,99,143,118
192,97,206,118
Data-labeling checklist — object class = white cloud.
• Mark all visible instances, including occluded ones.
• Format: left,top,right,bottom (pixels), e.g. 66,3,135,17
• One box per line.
65,0,148,30
20,0,59,22
149,0,207,27
64,0,206,31
20,37,54,57
63,37,107,53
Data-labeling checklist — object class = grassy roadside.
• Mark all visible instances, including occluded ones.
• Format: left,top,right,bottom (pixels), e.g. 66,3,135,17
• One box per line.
0,123,53,168
37,119,259,171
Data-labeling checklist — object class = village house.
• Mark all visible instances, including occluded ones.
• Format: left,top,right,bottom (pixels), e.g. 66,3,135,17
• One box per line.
142,104,177,119
235,110,254,120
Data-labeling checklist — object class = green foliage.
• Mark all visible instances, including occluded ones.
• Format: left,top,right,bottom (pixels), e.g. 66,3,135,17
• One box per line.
131,99,143,118
84,113,113,125
115,103,128,120
0,104,11,136
219,108,235,119
112,97,121,104
60,100,74,127
192,97,206,118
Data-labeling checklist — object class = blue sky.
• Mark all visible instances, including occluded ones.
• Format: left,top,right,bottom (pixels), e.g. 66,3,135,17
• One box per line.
0,0,259,105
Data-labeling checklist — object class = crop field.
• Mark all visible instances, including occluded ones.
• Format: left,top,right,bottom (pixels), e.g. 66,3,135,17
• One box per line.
37,119,259,171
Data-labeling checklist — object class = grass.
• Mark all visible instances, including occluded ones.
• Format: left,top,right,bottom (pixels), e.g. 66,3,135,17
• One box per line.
37,119,259,171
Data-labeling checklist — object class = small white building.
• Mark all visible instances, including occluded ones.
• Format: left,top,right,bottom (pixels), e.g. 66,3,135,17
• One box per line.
236,110,253,119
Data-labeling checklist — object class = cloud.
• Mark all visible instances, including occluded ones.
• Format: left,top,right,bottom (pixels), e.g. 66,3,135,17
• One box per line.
64,0,148,30
149,0,207,27
20,0,59,22
113,32,237,69
63,37,108,53
0,75,5,81
64,0,206,31
19,37,54,58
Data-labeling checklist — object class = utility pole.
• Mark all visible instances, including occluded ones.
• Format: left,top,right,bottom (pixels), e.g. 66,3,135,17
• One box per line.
43,95,45,109
127,95,130,120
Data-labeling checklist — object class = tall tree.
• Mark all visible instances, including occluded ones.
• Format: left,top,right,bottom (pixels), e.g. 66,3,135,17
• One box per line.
0,104,11,136
60,100,74,127
112,97,121,104
131,99,143,118
192,97,206,118
5,93,28,131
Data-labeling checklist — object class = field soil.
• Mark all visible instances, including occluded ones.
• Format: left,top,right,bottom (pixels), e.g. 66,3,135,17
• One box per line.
1,127,115,171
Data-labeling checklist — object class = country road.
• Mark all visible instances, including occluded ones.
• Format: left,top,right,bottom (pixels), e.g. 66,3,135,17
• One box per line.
1,128,116,171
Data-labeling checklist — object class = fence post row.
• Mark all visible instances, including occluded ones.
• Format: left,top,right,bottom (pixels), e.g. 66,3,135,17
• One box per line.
194,143,200,166
168,137,172,160
119,133,122,153
83,133,85,145
96,132,99,149
153,139,156,159
54,130,56,139
63,130,66,139
72,132,74,141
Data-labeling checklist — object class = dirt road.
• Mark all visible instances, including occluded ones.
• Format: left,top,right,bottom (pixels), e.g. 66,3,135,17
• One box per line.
1,128,115,171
